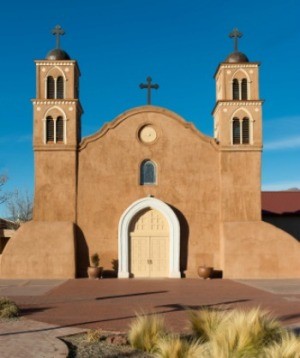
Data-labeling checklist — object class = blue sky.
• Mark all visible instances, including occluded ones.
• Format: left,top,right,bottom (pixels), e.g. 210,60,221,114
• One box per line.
0,0,299,217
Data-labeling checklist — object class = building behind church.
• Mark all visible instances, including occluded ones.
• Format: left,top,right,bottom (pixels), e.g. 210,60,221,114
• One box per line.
0,28,299,279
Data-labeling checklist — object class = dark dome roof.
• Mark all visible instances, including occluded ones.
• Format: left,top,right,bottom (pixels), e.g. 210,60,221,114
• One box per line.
46,48,70,60
225,51,249,63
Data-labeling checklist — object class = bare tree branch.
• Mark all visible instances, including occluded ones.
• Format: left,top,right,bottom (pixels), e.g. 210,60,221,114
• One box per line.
0,174,9,205
5,189,33,225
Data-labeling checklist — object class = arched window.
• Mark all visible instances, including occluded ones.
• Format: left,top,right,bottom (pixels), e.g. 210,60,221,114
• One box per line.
232,118,240,144
47,76,55,99
46,116,54,142
241,79,248,100
56,116,64,142
56,76,64,99
232,79,239,100
140,160,156,185
242,117,250,144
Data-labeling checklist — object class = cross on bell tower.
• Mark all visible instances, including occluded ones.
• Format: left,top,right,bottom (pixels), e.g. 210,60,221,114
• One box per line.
52,25,65,49
229,28,243,52
139,76,159,105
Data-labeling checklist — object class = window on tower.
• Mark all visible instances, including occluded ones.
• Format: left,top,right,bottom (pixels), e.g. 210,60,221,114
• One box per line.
232,118,240,144
56,116,64,142
241,79,248,100
47,76,55,99
46,116,54,142
232,117,251,145
242,117,250,144
140,160,157,185
46,75,65,99
232,79,239,99
56,76,64,99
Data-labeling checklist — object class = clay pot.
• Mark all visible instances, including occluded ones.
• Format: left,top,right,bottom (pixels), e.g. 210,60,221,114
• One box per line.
198,266,213,279
87,266,103,279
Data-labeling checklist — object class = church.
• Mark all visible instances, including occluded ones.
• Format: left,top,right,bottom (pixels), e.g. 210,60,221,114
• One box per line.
0,27,299,279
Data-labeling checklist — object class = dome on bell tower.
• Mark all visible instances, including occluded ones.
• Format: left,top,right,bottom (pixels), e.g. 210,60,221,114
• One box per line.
225,51,249,63
46,25,70,60
225,28,249,63
46,48,70,60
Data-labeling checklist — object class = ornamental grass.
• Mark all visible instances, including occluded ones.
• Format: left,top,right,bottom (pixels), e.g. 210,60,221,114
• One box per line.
128,313,168,353
0,297,20,319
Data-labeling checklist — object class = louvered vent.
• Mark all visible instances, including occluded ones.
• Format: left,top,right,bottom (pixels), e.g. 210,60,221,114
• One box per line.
232,118,240,144
57,76,64,99
56,117,64,142
241,79,248,100
47,76,55,99
242,117,250,144
232,79,239,100
46,116,54,142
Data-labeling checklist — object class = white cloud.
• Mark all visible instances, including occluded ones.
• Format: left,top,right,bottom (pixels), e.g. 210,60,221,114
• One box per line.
264,135,300,150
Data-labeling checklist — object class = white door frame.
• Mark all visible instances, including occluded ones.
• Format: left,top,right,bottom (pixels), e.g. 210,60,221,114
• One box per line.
118,197,181,278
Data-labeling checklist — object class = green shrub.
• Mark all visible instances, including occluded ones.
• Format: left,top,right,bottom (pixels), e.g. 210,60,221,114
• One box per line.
128,314,168,353
0,297,20,319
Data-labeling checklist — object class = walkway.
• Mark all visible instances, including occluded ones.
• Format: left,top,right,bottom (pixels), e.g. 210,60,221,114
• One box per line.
0,278,300,357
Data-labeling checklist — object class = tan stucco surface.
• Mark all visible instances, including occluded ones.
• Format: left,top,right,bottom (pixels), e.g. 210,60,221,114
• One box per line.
1,221,76,278
77,107,221,277
222,221,300,278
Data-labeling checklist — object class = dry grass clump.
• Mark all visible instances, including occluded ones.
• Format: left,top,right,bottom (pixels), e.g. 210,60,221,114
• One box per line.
84,329,105,343
262,331,300,358
128,308,300,358
208,307,283,357
155,335,208,358
188,307,230,342
0,297,20,319
128,313,168,353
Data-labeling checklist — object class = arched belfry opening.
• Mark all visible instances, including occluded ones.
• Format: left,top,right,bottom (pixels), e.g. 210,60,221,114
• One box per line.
118,197,181,278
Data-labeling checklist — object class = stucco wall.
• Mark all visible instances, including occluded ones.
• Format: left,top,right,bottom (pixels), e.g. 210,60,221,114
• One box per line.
77,107,221,277
221,221,300,278
0,221,76,278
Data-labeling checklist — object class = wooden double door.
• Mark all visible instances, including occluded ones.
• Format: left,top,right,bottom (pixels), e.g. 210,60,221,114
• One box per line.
130,208,169,278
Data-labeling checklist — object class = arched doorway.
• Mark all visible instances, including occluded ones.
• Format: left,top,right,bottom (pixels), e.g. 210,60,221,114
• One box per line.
118,197,181,278
130,208,169,277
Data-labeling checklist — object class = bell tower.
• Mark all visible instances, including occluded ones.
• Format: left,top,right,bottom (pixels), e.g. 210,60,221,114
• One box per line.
33,25,83,221
213,29,264,222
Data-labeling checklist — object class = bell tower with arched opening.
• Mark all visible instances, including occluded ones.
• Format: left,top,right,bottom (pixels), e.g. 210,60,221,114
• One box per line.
32,25,83,221
213,29,264,222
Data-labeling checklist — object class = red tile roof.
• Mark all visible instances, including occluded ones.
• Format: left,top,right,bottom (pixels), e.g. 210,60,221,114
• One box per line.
262,191,300,215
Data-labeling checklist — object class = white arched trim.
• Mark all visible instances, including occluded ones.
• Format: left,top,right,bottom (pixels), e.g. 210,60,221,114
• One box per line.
118,197,181,278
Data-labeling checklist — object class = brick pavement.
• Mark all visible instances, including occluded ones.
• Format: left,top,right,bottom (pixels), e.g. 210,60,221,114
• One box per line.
0,278,300,357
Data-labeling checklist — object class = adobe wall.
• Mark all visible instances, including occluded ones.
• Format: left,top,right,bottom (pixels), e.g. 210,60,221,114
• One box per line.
0,221,76,278
34,150,77,222
221,221,300,278
77,107,221,277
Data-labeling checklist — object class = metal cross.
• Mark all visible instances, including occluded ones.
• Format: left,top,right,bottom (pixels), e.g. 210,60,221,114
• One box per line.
52,25,65,49
139,76,159,105
229,28,243,52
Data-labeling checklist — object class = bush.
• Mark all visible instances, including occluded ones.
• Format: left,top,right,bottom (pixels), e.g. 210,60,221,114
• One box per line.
128,314,168,353
84,329,104,343
188,307,230,342
155,335,208,358
0,297,20,319
262,331,300,357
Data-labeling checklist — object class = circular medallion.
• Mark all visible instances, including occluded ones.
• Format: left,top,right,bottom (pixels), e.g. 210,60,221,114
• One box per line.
139,125,157,143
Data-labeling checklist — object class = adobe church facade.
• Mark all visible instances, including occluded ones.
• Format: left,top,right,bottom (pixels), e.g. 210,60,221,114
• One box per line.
0,28,299,279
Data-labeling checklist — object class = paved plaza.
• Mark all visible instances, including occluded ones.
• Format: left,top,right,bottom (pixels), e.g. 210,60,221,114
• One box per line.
0,278,300,357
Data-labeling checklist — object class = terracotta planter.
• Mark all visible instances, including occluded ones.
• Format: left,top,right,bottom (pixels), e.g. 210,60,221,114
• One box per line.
87,266,103,279
198,266,213,279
